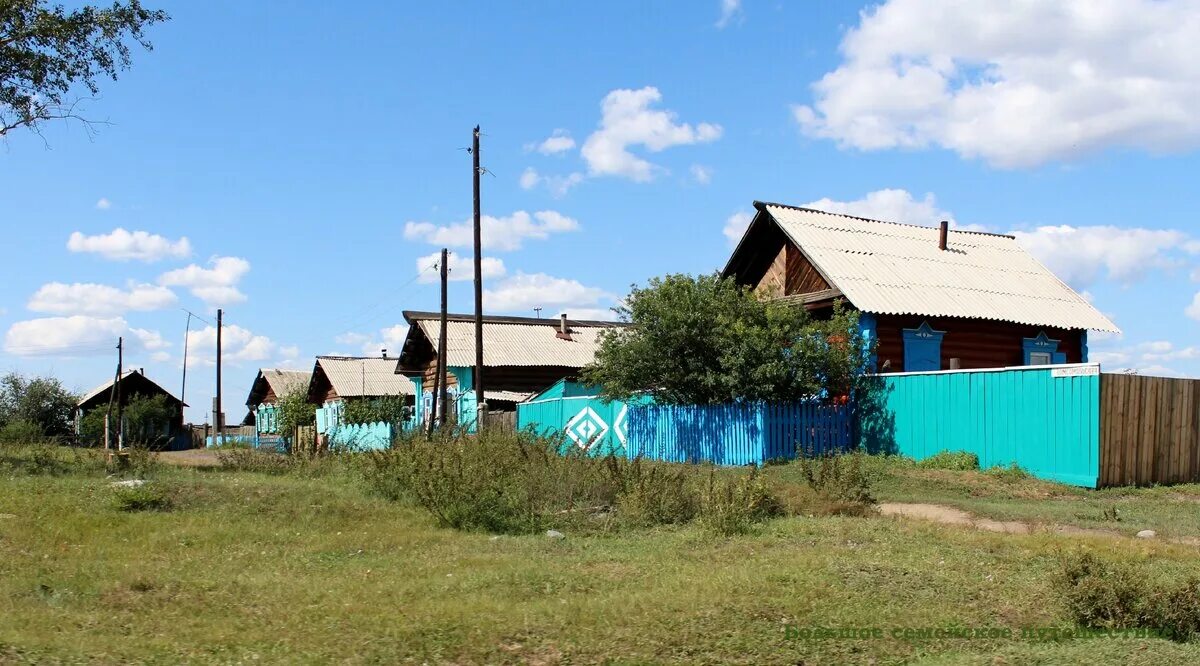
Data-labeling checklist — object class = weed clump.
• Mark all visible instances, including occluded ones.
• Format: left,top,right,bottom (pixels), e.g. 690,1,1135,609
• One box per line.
985,463,1030,481
916,450,980,471
793,451,876,516
698,468,784,536
1058,550,1200,642
112,483,173,512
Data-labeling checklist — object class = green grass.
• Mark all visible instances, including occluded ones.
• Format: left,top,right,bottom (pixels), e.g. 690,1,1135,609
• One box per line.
3,445,1200,664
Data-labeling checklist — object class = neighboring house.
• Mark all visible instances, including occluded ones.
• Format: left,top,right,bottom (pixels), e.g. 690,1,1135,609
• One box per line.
393,311,623,427
723,201,1120,372
307,355,416,443
75,369,188,449
244,368,311,446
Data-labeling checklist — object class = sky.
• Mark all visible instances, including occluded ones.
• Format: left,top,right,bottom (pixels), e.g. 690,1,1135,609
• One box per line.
3,0,1200,422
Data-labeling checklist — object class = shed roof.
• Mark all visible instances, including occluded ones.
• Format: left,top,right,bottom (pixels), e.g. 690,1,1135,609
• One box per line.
726,202,1119,333
397,311,621,370
245,369,311,407
314,356,414,398
77,369,185,409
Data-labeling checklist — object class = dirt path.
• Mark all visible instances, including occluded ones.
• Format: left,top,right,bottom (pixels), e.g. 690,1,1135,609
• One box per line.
878,502,1156,541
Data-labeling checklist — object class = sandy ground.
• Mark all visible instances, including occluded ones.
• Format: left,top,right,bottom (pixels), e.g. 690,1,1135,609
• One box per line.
879,501,1200,545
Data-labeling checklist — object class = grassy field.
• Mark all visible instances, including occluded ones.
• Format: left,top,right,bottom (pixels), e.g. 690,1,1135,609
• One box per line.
3,445,1200,664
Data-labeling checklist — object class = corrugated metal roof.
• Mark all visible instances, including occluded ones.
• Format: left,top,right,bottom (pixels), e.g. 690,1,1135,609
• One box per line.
763,203,1120,333
410,316,617,368
259,369,310,398
484,390,534,403
316,356,414,397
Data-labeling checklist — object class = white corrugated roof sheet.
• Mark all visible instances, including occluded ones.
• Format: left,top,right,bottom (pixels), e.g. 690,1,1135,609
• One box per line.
316,357,414,397
764,204,1120,333
259,369,310,397
413,319,615,368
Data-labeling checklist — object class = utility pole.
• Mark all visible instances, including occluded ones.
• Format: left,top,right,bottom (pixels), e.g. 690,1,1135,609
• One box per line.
438,247,451,427
115,336,123,451
471,125,485,423
215,308,223,445
181,310,192,407
427,248,448,435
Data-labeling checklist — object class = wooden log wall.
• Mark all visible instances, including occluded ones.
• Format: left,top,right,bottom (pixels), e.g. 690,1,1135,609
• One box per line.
1100,373,1200,486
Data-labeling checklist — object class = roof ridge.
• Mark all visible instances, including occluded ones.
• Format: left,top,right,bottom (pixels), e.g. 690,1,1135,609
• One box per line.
754,200,1016,239
403,310,622,327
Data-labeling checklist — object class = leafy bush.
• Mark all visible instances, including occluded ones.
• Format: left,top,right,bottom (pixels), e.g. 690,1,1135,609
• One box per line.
794,451,876,516
369,428,619,534
106,445,160,478
916,450,980,471
112,483,173,512
0,419,46,444
0,372,77,438
698,468,784,536
343,396,410,426
1058,550,1200,642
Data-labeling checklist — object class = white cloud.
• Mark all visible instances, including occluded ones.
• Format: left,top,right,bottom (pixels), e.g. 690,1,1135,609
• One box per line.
1012,225,1190,288
415,250,506,284
158,256,251,306
716,0,742,28
3,316,167,357
184,324,283,367
580,86,722,182
723,211,754,247
519,168,585,197
404,210,580,252
529,129,576,155
483,272,611,314
67,228,192,262
1187,292,1200,321
94,197,111,210
28,282,176,316
337,324,410,357
690,164,713,185
802,189,956,228
793,0,1200,168
519,167,541,190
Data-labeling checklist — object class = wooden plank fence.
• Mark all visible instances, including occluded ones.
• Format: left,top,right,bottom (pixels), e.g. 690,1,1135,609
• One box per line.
1100,374,1200,486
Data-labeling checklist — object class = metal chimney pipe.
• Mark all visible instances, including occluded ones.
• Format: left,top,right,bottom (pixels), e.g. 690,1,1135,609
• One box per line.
938,220,949,251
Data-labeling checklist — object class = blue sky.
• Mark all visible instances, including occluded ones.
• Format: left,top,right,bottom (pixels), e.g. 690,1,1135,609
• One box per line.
3,0,1199,422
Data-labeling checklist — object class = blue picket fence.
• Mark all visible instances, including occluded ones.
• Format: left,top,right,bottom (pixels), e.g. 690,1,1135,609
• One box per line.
628,402,855,465
518,392,854,466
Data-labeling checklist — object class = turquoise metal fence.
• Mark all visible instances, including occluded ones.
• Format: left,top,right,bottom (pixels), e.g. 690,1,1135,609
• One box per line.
326,421,393,451
859,364,1101,487
518,394,631,456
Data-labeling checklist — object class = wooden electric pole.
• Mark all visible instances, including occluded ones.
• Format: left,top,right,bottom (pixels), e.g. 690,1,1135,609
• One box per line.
438,247,451,427
215,308,223,444
180,310,192,407
471,125,485,422
115,336,123,450
427,248,449,435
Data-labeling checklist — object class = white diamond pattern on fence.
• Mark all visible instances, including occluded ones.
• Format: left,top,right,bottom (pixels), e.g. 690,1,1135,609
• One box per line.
565,406,609,450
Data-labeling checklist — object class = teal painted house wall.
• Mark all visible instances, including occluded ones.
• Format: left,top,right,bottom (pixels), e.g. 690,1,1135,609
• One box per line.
859,364,1101,487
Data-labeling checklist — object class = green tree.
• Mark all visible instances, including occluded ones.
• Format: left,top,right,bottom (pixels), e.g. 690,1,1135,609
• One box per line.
79,393,176,447
342,396,410,426
581,273,869,405
0,371,78,437
274,386,316,437
1,0,169,137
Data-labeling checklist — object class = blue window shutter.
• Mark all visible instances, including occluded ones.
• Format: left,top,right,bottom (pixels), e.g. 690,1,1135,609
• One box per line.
1022,331,1062,365
902,322,945,372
